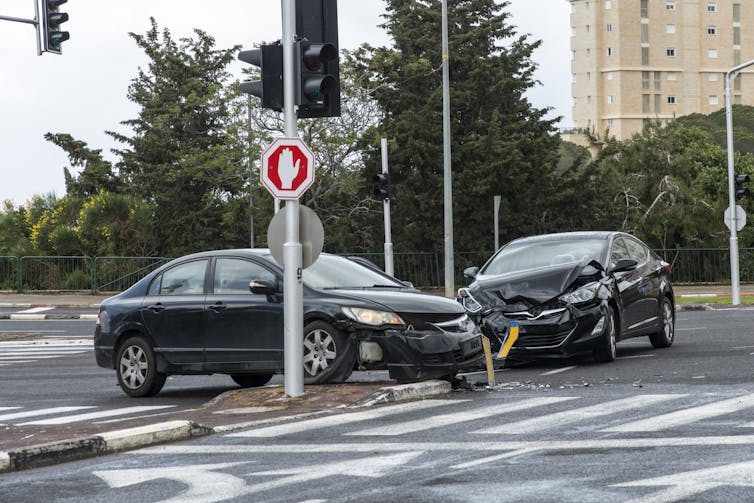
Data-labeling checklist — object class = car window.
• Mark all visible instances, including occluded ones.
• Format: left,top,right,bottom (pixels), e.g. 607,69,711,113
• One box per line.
213,258,276,294
481,239,606,276
303,254,403,288
610,238,631,268
155,259,208,295
624,238,649,264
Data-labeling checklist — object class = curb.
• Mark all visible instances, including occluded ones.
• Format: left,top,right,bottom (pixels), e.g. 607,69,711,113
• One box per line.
0,380,451,474
3,313,98,321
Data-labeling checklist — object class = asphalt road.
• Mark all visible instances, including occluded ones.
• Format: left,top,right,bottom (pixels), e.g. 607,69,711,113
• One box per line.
2,308,754,502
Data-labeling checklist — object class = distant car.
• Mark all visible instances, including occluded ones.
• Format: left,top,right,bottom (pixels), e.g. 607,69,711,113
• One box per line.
458,232,674,364
95,250,484,397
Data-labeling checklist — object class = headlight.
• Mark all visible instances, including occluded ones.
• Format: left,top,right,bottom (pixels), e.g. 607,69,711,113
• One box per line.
457,287,484,313
341,307,405,326
559,282,601,305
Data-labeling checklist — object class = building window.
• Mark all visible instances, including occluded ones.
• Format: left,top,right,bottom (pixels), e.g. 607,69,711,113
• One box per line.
666,1,675,11
607,95,614,105
571,26,576,36
735,49,741,65
734,95,743,105
607,23,613,32
641,0,648,18
605,0,611,9
587,72,591,80
642,71,650,90
667,48,676,57
708,26,717,35
708,73,719,82
643,95,651,113
655,94,662,113
586,24,590,32
734,4,741,23
668,96,677,105
708,49,718,59
642,24,649,43
607,47,613,56
734,27,741,45
607,119,614,129
709,96,719,106
734,75,742,91
572,50,576,61
654,72,662,90
588,96,592,104
707,3,717,13
667,25,676,34
642,47,650,65
668,72,677,81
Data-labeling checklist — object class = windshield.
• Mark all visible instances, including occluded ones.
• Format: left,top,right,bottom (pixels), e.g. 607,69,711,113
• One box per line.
302,255,404,289
481,238,607,276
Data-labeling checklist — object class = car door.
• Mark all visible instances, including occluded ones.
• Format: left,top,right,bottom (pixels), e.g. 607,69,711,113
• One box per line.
624,237,663,334
139,258,209,366
610,237,644,336
204,256,284,370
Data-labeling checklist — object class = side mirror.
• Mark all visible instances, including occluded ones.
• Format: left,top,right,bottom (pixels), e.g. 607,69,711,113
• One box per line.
249,279,278,296
463,266,479,281
610,258,638,274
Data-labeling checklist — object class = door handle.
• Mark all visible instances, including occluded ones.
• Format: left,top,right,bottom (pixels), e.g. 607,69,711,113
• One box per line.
148,303,165,312
208,302,227,313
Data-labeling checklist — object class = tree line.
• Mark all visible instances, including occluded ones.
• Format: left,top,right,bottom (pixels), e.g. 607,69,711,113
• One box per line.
2,0,753,267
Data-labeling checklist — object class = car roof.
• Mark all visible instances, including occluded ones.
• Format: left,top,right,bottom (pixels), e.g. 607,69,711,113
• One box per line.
507,231,618,246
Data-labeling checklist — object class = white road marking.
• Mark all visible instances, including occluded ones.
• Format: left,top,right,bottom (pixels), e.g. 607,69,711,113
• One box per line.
227,399,464,438
451,448,540,469
15,307,55,314
0,407,21,412
474,394,684,435
616,354,656,359
603,393,754,432
540,366,576,376
19,405,176,425
0,351,86,356
0,406,96,422
675,327,707,331
345,397,575,437
0,355,79,361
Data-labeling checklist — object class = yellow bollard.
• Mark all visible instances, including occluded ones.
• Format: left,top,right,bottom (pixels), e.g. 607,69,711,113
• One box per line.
481,335,495,387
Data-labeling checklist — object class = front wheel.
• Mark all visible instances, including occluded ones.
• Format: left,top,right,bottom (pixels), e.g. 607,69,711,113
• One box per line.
303,320,356,384
116,336,166,397
649,297,675,348
593,307,617,363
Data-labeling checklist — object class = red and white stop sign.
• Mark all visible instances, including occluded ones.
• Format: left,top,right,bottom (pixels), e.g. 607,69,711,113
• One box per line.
260,138,315,200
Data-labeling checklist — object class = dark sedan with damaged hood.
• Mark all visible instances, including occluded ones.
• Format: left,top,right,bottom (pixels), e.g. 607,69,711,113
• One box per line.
458,232,675,364
95,250,484,397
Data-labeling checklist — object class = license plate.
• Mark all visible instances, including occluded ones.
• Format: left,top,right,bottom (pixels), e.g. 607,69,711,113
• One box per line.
461,336,482,355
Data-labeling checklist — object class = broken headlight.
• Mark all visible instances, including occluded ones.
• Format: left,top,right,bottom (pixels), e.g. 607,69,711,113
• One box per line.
457,287,484,313
342,307,405,327
559,282,602,305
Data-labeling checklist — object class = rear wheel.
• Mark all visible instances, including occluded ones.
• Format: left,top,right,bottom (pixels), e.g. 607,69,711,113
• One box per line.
303,320,356,384
230,373,274,388
593,307,617,363
649,297,675,348
116,336,166,397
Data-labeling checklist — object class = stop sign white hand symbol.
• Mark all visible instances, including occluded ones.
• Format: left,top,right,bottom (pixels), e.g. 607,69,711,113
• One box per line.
261,138,315,199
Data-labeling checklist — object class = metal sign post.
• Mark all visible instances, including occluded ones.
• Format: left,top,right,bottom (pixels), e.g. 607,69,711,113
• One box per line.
281,0,304,397
381,138,394,277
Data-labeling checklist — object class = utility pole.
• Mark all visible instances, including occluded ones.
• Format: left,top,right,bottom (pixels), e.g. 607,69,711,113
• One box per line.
247,96,255,248
381,138,394,276
441,0,454,298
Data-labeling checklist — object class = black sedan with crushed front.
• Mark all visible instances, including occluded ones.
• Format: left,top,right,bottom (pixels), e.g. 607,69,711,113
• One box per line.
95,250,483,397
458,232,675,364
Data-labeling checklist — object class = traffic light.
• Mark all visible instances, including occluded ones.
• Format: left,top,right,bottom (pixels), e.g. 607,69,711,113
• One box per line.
373,173,390,201
238,43,284,112
735,173,750,200
295,0,340,118
41,0,69,54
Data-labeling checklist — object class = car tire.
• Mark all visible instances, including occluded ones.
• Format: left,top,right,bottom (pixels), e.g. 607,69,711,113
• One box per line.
303,320,356,384
116,336,167,397
593,307,617,363
649,297,675,348
230,373,274,388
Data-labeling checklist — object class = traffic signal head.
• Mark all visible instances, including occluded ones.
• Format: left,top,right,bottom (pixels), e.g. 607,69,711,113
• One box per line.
735,173,750,200
238,43,284,111
42,0,70,54
373,173,390,201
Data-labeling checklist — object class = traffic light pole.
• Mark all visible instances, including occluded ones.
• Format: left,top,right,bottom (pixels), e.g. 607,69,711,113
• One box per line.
381,138,394,277
282,0,304,397
725,59,754,306
441,0,455,298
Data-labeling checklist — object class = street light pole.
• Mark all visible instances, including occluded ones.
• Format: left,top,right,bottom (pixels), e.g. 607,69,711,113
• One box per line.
441,0,454,298
725,59,754,306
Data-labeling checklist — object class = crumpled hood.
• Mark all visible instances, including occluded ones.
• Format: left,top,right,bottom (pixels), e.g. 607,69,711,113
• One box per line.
325,288,465,315
472,260,602,310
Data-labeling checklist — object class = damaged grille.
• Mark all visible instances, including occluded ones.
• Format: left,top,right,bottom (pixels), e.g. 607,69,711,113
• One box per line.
484,321,573,349
399,313,469,332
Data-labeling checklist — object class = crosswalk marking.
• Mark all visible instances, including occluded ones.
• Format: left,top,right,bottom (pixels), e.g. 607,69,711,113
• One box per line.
15,307,54,314
228,399,464,438
0,343,91,366
19,405,177,425
0,355,81,361
473,394,684,435
0,351,86,356
602,393,754,432
0,407,21,412
0,406,96,422
346,397,575,437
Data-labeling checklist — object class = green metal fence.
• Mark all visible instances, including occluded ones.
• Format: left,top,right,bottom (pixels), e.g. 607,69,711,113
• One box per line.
1,249,752,293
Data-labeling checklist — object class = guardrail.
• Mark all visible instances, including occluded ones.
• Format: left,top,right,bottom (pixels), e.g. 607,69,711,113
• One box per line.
0,249,749,293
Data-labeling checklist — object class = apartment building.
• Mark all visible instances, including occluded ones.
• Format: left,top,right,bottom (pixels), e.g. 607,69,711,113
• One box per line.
570,0,753,140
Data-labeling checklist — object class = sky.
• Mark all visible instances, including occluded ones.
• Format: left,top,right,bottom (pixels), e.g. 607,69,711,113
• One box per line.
0,0,572,206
